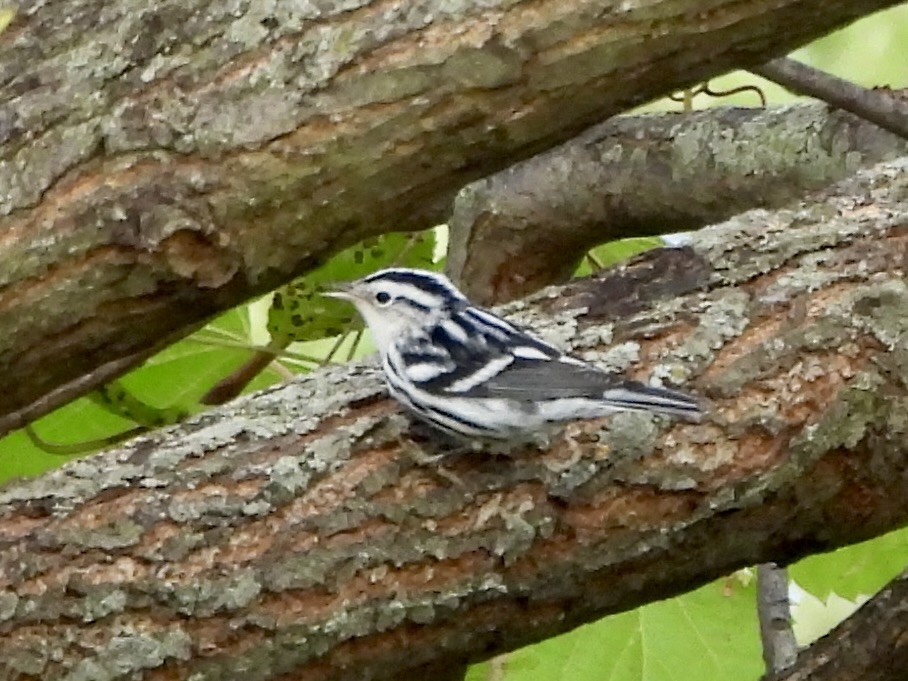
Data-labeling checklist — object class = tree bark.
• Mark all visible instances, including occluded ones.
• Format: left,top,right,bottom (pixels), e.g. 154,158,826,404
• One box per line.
0,0,902,435
767,568,908,681
757,563,798,674
1,158,907,681
446,103,908,304
754,58,908,139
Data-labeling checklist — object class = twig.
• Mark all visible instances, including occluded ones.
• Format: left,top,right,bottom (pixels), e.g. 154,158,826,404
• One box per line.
757,563,799,674
753,58,908,140
446,104,908,305
766,567,908,681
668,81,766,107
344,328,365,362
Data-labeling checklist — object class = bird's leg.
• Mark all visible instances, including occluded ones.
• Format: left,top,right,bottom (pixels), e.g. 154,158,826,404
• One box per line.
402,419,474,486
402,447,466,487
404,419,473,454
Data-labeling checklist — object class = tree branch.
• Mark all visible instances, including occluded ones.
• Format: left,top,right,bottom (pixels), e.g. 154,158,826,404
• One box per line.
757,563,798,674
0,0,901,433
753,58,908,139
767,568,908,681
1,158,907,680
445,103,908,304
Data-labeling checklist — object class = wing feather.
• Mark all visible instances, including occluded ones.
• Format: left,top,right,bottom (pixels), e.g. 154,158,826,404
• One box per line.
467,357,638,399
395,304,701,418
476,359,701,416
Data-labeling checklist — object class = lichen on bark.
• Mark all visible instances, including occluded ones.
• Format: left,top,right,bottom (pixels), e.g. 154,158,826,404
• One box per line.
0,158,906,681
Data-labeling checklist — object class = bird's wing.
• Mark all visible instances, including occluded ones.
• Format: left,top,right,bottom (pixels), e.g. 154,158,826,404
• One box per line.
473,357,701,416
435,304,637,400
466,356,620,399
396,304,701,417
396,304,561,393
402,304,619,399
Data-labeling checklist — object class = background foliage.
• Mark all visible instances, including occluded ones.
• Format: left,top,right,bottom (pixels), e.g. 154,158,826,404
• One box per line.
2,6,907,679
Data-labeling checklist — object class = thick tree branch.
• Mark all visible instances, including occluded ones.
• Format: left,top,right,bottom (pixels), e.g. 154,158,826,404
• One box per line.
446,103,908,304
1,158,907,680
767,568,908,681
0,0,901,434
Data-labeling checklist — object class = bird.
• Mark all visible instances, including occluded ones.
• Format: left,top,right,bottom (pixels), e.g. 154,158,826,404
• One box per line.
324,268,702,441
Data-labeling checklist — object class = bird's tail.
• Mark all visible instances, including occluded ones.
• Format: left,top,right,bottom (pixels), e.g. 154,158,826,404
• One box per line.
602,381,704,421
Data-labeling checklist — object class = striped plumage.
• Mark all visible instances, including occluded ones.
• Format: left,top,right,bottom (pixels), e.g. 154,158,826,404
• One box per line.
325,268,702,440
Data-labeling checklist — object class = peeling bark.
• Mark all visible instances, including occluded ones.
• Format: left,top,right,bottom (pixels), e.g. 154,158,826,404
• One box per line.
1,159,907,681
0,0,902,434
446,103,908,305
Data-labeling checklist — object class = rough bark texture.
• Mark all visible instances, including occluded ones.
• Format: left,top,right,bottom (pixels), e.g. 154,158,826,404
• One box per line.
0,0,902,435
768,568,908,681
754,59,908,139
446,103,908,304
0,158,907,681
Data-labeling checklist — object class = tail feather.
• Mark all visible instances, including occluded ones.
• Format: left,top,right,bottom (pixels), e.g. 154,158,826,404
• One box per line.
602,382,704,420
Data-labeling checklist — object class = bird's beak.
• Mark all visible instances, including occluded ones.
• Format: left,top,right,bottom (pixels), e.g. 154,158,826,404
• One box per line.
322,283,356,301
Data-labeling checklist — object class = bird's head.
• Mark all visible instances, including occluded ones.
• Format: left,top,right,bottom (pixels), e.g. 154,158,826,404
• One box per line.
324,268,467,354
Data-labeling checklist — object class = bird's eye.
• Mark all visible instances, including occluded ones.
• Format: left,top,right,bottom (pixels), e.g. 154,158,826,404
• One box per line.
374,291,392,306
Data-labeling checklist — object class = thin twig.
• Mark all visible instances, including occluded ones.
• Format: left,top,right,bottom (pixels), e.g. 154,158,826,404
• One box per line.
757,563,799,674
344,328,365,362
669,81,766,107
753,58,908,140
188,335,323,365
321,332,349,366
700,82,766,107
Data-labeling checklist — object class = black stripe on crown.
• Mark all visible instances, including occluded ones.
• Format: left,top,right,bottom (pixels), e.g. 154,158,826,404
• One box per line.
362,268,466,305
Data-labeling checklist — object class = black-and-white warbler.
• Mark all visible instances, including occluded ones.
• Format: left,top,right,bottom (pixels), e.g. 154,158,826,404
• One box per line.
325,268,702,440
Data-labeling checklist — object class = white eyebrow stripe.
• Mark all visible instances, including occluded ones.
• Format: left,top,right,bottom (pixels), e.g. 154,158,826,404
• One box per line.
380,282,443,309
512,346,552,360
446,354,514,393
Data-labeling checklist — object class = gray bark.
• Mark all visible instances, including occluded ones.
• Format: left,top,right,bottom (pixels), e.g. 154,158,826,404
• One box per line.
446,103,908,304
0,0,902,435
758,563,798,674
754,58,908,139
1,158,907,681
767,568,908,681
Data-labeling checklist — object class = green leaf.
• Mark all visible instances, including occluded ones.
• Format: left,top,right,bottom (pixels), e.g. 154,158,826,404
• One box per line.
0,400,137,479
0,232,440,482
576,237,665,277
788,527,908,600
791,590,866,646
0,8,14,36
268,231,436,344
88,380,187,428
0,305,283,483
470,576,762,681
